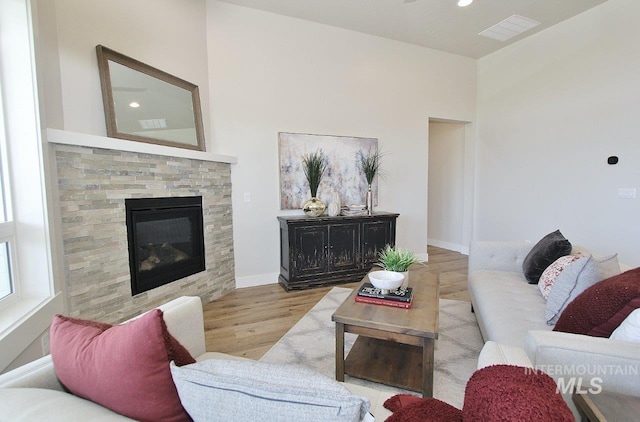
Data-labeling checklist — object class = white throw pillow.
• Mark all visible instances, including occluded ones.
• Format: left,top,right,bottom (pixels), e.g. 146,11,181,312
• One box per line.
545,254,621,325
170,359,370,422
610,309,640,343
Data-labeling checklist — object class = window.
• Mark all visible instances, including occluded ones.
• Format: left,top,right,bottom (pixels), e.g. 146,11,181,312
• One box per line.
0,86,16,305
0,0,61,372
0,0,54,307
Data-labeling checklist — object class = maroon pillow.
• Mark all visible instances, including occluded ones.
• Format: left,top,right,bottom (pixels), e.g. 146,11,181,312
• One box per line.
554,267,640,336
384,394,424,412
384,395,462,422
463,365,573,421
50,309,195,422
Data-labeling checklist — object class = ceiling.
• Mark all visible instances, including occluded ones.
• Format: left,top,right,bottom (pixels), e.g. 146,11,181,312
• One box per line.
217,0,608,59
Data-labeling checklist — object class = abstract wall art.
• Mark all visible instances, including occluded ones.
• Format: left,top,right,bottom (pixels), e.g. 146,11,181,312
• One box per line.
279,132,378,210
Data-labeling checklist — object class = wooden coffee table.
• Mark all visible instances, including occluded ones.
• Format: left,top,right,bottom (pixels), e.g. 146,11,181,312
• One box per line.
332,266,439,397
573,390,640,421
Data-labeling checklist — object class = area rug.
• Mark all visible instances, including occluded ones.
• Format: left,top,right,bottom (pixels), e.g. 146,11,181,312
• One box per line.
260,287,483,408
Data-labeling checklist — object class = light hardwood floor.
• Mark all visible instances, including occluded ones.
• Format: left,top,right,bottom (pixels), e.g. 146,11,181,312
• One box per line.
202,245,469,360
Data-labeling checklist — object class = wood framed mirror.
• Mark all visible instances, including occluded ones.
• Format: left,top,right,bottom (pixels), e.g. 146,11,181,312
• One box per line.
96,45,205,151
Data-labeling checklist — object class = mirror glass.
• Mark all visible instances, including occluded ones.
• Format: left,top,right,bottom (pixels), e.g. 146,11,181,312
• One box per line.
97,45,205,151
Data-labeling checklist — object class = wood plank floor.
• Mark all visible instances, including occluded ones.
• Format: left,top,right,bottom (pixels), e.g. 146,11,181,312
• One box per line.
202,245,469,360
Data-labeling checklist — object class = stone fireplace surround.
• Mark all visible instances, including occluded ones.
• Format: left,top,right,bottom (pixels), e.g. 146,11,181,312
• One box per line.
51,130,235,323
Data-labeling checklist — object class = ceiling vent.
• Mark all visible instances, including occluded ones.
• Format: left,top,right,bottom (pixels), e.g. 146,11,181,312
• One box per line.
479,15,540,42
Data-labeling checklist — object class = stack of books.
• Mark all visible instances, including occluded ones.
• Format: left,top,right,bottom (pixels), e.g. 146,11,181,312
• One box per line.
341,205,368,216
355,283,413,309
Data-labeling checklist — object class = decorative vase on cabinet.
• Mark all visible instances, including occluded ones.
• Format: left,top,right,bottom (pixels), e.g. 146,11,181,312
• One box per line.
328,191,341,217
303,197,326,217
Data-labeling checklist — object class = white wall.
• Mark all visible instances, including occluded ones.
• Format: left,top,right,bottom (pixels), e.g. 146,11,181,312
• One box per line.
476,0,640,266
428,121,466,252
206,1,477,284
50,0,211,145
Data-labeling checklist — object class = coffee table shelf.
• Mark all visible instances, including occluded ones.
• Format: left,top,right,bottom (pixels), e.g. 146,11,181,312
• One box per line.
332,266,439,397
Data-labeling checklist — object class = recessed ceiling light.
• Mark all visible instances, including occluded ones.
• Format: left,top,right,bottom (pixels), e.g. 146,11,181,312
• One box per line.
129,101,140,108
458,0,473,7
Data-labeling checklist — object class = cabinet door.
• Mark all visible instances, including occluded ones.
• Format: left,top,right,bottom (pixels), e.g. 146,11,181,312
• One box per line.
328,223,360,272
292,225,328,277
362,220,393,268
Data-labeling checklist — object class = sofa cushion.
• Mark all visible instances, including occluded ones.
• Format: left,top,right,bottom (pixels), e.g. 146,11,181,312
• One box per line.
50,310,194,422
522,230,572,284
538,253,583,300
554,267,640,337
170,359,370,422
0,388,134,421
463,365,573,421
545,254,620,325
468,269,552,348
611,308,640,343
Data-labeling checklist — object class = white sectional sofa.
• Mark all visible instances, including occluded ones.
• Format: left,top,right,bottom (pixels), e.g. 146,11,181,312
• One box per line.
468,240,640,418
0,296,394,421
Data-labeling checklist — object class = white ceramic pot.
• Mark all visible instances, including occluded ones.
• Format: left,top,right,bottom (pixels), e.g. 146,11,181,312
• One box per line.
368,270,404,294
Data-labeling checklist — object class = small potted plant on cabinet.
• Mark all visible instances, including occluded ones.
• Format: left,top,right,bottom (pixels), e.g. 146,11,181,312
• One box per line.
301,149,328,217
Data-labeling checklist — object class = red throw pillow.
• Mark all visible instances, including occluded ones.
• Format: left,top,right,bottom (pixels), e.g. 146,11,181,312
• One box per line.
554,267,640,336
383,395,462,422
463,365,573,421
50,309,195,422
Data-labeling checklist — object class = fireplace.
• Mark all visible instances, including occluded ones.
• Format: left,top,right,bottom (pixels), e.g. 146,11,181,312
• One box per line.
125,196,205,296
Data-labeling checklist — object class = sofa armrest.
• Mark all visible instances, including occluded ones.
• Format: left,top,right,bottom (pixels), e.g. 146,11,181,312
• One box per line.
477,341,533,369
157,296,206,358
525,330,640,397
0,355,64,391
468,241,532,274
0,296,207,391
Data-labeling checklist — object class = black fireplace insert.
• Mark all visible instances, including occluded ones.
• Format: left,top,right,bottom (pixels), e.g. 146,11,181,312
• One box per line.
125,196,205,295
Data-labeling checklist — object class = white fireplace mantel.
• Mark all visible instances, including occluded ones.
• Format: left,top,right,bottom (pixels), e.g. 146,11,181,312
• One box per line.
46,128,238,164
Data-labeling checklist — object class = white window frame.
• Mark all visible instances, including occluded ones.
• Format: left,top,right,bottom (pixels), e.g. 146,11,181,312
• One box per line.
0,0,62,373
0,79,19,309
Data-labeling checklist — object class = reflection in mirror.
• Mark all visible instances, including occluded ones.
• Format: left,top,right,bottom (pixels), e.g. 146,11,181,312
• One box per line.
96,45,205,151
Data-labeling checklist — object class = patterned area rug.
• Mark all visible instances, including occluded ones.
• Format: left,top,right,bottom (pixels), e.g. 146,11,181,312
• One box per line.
260,287,483,408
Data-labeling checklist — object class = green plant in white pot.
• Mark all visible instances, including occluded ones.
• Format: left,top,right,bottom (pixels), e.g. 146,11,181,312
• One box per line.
374,245,419,289
377,245,419,272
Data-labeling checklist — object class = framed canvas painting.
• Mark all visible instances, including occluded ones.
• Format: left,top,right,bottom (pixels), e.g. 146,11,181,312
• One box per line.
279,132,378,210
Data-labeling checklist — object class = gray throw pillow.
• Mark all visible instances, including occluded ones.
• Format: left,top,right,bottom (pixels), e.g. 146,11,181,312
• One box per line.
522,230,572,284
545,254,621,325
170,359,370,422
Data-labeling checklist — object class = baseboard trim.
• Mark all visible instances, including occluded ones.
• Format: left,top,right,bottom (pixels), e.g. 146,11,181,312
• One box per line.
427,239,468,255
235,272,279,289
416,252,429,262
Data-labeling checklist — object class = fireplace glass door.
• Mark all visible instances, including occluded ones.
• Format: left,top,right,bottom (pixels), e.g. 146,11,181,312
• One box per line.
126,196,205,295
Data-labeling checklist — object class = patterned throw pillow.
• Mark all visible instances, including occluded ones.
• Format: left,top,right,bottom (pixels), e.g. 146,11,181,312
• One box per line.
538,253,583,300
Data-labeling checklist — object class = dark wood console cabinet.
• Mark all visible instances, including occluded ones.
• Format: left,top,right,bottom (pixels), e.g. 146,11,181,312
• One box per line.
278,212,399,291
